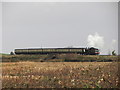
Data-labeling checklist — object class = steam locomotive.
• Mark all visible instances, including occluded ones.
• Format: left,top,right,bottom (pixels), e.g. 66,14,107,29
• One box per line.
14,47,99,55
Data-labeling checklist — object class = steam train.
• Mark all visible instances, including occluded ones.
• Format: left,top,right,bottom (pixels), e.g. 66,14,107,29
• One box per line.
14,47,99,55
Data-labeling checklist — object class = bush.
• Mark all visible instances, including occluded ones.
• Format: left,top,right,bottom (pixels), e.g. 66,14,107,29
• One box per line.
10,52,14,55
112,50,116,55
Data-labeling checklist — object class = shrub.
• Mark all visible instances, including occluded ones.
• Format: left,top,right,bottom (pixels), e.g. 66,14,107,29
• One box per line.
10,52,14,55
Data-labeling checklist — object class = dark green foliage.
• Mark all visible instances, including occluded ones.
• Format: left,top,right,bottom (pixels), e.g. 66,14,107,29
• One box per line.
112,50,116,55
10,52,14,55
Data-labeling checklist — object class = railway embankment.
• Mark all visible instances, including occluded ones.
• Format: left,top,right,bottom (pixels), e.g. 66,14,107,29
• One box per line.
1,54,118,62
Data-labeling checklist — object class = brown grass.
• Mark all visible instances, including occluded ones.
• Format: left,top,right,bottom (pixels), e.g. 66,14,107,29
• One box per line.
1,54,118,62
1,62,119,88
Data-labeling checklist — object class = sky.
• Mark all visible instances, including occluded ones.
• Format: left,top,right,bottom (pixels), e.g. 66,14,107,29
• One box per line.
2,2,118,55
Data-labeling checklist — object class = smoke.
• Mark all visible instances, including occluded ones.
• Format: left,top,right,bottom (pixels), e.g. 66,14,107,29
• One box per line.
87,32,104,49
112,39,116,45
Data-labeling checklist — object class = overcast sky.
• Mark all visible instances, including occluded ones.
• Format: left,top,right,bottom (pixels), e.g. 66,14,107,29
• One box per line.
2,2,118,55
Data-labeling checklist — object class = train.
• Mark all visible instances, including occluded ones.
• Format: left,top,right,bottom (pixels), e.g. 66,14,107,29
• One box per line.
14,47,100,55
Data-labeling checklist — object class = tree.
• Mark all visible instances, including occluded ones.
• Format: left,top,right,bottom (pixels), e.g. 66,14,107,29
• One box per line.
112,50,116,55
10,52,14,55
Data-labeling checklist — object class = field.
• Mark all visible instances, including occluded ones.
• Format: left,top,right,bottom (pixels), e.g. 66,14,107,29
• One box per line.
1,54,119,88
1,61,119,88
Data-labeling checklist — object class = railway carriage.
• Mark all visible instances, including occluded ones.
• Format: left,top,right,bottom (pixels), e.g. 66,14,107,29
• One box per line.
14,47,99,55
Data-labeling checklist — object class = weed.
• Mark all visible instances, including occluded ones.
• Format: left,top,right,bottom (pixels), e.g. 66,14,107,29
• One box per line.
83,83,90,88
95,83,102,88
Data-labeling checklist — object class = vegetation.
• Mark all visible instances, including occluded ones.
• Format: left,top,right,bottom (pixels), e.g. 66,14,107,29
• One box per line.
1,54,119,88
10,52,14,55
0,53,9,55
112,50,117,56
1,54,118,62
2,62,119,88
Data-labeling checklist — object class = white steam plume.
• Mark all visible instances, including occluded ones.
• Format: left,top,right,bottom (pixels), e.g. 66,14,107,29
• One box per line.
112,39,116,45
87,32,104,49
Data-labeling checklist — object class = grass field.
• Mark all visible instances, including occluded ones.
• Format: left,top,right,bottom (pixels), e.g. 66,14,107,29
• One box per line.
1,54,118,62
1,61,119,88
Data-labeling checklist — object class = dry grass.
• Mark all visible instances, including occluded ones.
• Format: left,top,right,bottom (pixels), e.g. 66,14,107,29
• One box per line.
1,62,119,88
1,54,118,62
